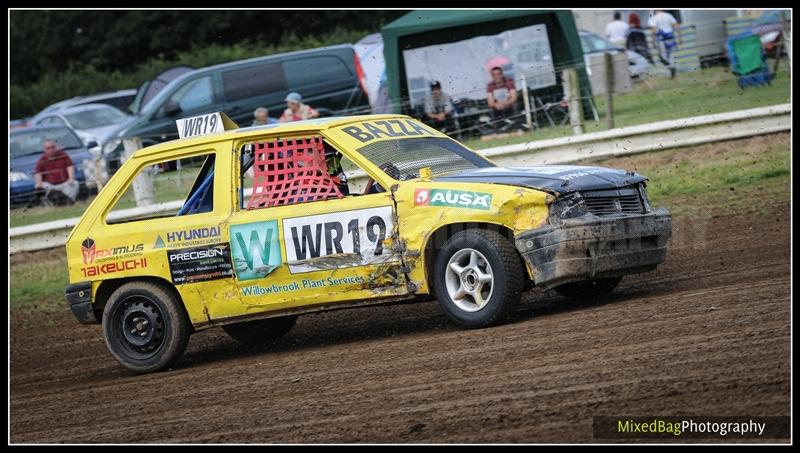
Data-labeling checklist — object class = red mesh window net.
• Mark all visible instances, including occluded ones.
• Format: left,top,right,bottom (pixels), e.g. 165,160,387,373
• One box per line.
246,136,343,209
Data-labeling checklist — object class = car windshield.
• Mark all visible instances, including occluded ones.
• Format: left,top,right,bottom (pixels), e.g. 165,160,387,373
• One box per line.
10,128,84,158
355,137,495,180
65,106,128,129
581,33,618,53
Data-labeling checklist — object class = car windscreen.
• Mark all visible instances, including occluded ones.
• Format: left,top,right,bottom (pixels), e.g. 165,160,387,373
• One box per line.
65,106,128,129
11,129,84,158
581,33,618,53
355,137,495,180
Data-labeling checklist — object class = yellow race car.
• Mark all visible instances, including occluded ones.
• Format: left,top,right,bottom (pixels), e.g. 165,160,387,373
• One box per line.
65,114,671,373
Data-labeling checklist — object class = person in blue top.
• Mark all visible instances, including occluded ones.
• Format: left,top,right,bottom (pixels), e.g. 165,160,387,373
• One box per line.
649,10,682,78
251,107,278,126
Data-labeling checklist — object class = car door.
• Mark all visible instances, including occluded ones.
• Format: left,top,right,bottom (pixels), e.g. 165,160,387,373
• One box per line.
96,145,238,325
218,133,409,318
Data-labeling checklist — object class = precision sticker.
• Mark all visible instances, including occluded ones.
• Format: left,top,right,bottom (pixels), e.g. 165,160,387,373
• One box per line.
230,220,282,281
414,188,493,210
167,243,234,285
282,206,397,274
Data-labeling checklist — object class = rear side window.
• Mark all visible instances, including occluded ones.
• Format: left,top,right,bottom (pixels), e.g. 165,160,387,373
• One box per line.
39,116,67,127
284,56,353,90
222,63,288,102
165,76,215,113
106,153,215,224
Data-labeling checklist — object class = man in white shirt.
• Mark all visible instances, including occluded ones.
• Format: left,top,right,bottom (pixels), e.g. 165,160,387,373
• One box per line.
649,10,682,78
605,12,630,48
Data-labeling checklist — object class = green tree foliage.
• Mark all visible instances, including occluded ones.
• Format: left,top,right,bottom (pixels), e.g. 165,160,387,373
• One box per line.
10,10,407,117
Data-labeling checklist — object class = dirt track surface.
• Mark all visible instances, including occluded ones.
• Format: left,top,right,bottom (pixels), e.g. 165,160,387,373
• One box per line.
11,197,790,443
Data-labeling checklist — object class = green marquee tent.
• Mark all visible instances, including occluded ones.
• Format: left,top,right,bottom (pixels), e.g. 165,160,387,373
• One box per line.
381,9,594,118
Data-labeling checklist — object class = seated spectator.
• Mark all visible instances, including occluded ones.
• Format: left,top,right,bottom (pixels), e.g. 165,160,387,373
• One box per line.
279,92,319,123
251,106,278,126
34,138,79,205
422,81,455,134
486,66,518,125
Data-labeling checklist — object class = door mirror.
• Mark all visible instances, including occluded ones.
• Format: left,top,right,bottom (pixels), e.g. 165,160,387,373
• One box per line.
85,140,99,149
164,101,182,117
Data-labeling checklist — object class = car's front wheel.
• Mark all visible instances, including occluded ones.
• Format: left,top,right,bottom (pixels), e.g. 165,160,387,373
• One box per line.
102,281,191,373
433,229,524,329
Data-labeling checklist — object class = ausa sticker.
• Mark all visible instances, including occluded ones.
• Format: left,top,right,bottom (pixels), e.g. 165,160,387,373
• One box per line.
414,188,492,210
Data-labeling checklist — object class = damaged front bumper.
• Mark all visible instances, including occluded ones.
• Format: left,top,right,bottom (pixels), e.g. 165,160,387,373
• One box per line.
515,208,672,289
65,281,99,324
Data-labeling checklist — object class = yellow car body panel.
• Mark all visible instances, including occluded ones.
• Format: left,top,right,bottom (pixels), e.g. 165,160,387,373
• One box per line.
65,114,668,332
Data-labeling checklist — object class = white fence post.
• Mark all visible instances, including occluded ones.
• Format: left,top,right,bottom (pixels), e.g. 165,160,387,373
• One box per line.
122,138,154,207
563,68,584,135
520,73,534,132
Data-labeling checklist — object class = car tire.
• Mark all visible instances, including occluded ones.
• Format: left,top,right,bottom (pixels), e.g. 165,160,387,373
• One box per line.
222,316,298,345
433,229,524,329
554,276,623,299
102,281,191,373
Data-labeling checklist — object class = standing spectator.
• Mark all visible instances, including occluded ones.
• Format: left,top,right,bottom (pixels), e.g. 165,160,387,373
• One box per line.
34,138,79,204
279,92,319,123
251,106,278,126
627,13,654,64
605,12,630,48
371,69,393,114
486,66,518,125
422,81,454,133
649,9,681,78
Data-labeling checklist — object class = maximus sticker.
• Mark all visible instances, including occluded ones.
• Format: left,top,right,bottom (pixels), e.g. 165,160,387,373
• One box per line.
167,243,233,285
414,189,492,210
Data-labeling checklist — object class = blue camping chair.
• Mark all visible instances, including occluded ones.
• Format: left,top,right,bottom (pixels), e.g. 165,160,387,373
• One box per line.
726,32,773,89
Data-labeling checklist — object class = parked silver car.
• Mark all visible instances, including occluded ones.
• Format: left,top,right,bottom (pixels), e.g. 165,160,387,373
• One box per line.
29,89,137,124
32,103,131,150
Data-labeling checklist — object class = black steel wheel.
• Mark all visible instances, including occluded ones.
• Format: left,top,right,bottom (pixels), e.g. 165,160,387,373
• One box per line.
103,281,191,373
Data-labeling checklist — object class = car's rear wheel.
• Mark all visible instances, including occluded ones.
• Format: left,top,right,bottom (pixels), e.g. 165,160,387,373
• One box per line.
102,281,191,373
554,276,623,299
433,229,524,328
222,316,298,345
